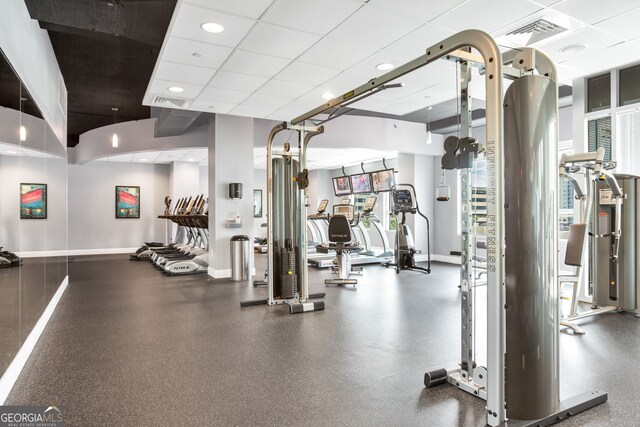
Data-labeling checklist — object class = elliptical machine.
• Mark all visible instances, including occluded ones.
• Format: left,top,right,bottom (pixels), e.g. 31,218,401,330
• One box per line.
386,184,431,274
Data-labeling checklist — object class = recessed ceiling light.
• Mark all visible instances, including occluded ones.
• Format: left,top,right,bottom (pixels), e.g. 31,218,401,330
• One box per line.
321,92,334,100
7,150,17,154
201,22,225,34
192,52,202,57
427,106,433,110
187,158,195,162
376,63,395,71
560,44,586,54
140,158,147,162
168,86,184,93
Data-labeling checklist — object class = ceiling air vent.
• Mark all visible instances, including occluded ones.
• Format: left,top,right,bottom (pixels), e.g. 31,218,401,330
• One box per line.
506,18,568,45
152,96,187,108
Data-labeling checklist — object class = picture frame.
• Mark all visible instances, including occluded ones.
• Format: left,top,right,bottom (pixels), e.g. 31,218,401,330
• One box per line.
115,186,140,219
253,189,263,218
20,183,47,219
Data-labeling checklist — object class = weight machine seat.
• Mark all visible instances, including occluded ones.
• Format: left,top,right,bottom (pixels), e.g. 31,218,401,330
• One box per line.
315,215,362,254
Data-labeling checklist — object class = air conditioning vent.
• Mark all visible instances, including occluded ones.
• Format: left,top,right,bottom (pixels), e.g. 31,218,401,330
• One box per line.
152,96,187,108
506,18,568,45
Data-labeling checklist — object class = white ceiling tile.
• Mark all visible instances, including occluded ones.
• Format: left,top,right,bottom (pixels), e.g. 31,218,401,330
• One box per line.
552,0,640,25
329,5,424,51
432,0,542,34
190,99,237,114
262,0,362,35
208,70,269,92
198,86,250,103
266,109,294,121
171,4,257,48
298,37,378,70
230,104,277,118
149,79,204,98
222,50,291,77
368,0,466,22
155,61,217,85
276,61,341,85
538,27,624,63
183,0,275,19
318,71,373,96
562,41,640,76
596,6,640,41
379,24,456,62
279,97,326,113
347,94,393,110
256,79,315,99
556,63,583,84
163,37,233,69
239,22,322,59
241,93,292,110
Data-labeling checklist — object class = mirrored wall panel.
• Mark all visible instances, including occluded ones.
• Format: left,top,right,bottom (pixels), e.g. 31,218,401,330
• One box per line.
0,50,68,375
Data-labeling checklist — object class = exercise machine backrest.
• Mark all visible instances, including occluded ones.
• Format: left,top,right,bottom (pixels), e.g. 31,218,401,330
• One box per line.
328,215,352,243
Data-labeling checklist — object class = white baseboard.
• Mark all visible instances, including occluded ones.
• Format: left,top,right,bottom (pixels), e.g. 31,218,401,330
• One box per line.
0,275,69,404
16,248,139,258
431,254,462,264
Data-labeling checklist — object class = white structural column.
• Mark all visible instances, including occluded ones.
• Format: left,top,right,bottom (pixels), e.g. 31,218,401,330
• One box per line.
208,114,255,278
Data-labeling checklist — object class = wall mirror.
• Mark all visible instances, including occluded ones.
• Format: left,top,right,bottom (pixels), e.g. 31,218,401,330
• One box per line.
0,49,68,376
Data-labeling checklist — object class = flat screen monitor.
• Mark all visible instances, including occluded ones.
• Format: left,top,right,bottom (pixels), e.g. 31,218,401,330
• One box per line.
350,173,372,194
371,169,395,193
332,176,352,196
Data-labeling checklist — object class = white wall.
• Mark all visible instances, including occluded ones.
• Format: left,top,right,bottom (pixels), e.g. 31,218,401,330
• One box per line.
67,162,170,250
253,168,266,235
199,165,208,196
0,0,67,144
0,155,67,252
208,115,255,277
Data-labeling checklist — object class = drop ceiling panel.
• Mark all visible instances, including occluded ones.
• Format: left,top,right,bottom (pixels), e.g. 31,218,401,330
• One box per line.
377,24,456,64
262,0,363,36
328,5,423,51
316,71,373,97
241,93,292,109
256,79,315,99
155,61,217,86
276,61,341,85
596,7,640,41
556,63,583,84
162,37,233,69
551,0,640,25
198,86,250,104
183,0,275,19
238,22,322,59
539,27,624,63
208,70,269,92
562,41,640,75
297,37,378,70
190,99,237,114
432,0,542,34
368,0,466,22
149,79,204,98
171,3,257,47
231,104,277,118
222,50,290,77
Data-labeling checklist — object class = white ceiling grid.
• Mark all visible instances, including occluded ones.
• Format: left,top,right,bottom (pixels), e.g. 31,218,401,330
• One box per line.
144,0,640,122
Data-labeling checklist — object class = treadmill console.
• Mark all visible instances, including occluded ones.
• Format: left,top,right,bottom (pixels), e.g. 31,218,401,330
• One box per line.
317,199,329,213
333,204,354,221
393,189,414,212
362,196,377,213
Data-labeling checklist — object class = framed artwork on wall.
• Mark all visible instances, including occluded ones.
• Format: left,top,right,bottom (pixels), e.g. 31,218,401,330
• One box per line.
253,189,262,218
20,183,47,219
115,186,140,219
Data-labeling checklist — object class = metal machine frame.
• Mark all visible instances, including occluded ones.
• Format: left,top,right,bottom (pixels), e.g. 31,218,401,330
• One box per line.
241,123,326,314
286,30,605,425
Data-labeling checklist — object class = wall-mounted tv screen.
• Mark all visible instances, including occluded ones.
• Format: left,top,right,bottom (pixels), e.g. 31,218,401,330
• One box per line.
332,176,352,196
371,169,395,192
350,173,372,194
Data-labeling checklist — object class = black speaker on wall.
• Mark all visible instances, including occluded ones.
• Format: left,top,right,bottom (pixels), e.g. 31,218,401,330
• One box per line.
229,183,243,199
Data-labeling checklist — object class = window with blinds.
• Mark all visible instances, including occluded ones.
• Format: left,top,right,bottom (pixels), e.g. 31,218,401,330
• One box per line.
558,141,574,231
617,109,640,175
587,117,612,161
